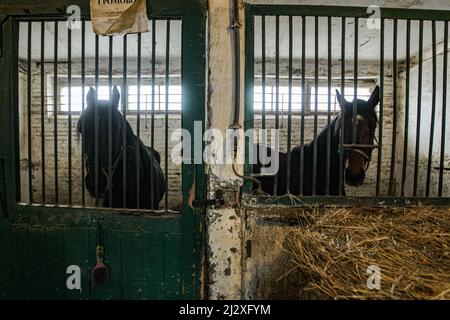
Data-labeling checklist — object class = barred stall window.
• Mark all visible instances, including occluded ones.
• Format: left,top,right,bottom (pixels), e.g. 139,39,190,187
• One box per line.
245,10,450,203
17,19,183,211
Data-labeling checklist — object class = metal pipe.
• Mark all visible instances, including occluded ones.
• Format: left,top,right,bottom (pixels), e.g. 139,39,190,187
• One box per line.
286,16,293,193
389,19,398,196
426,21,437,197
401,20,411,197
150,19,156,209
136,33,142,208
53,21,59,205
326,16,332,195
40,21,46,204
67,25,72,205
312,16,319,195
376,18,384,197
413,20,423,197
108,36,113,207
438,21,448,197
299,16,306,196
81,20,86,206
27,21,32,203
122,34,128,208
338,17,346,196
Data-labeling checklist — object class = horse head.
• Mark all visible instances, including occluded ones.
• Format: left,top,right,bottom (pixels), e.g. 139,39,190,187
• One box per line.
335,86,380,187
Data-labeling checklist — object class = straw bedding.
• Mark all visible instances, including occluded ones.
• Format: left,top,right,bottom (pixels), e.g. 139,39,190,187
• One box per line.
282,207,450,300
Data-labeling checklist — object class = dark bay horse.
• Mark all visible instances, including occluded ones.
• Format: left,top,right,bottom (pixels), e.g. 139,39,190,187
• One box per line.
77,86,165,209
253,86,380,196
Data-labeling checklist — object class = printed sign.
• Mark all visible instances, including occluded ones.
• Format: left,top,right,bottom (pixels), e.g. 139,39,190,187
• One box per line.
90,0,148,36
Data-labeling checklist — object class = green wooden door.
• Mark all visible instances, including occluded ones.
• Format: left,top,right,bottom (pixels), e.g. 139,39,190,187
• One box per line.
0,0,206,299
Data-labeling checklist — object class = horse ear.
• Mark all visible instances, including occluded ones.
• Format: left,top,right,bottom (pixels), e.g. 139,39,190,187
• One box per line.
86,87,96,107
335,89,347,109
367,85,380,108
112,86,120,108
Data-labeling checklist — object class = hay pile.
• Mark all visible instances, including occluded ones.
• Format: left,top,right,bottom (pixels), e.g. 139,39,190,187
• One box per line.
283,207,450,300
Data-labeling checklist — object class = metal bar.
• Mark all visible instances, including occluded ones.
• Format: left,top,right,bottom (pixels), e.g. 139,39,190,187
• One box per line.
261,16,266,131
53,21,58,205
426,21,437,197
439,21,448,197
122,34,128,208
326,16,332,195
94,34,99,207
150,19,156,209
312,16,318,195
108,36,113,207
67,25,72,205
247,5,450,21
273,15,279,196
242,195,450,209
388,19,398,196
299,16,306,196
352,18,358,145
136,33,142,208
376,18,384,197
401,20,411,197
27,21,32,203
165,19,171,210
80,20,86,206
286,15,292,193
338,17,346,196
40,21,45,204
413,20,423,197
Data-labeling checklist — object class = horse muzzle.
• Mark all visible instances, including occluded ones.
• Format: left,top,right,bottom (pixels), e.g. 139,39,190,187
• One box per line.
345,167,365,187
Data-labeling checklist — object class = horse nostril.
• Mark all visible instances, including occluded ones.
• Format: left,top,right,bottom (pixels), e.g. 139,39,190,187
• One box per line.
359,169,365,178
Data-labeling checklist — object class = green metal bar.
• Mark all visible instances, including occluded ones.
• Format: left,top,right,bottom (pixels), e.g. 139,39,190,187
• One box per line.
426,21,437,197
53,20,58,205
413,21,423,197
136,33,142,209
325,16,332,195
40,21,46,204
439,21,448,197
312,16,318,195
247,5,450,21
108,36,113,208
352,18,358,145
401,20,411,197
299,16,306,196
273,15,279,196
286,15,292,193
80,20,86,206
244,9,254,193
376,19,384,197
338,17,346,196
122,34,128,208
94,34,99,207
388,19,398,196
26,21,32,203
261,16,266,130
150,18,156,209
164,19,170,211
67,25,72,206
